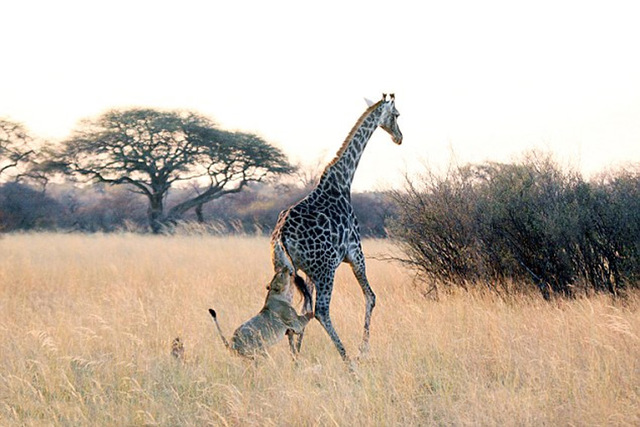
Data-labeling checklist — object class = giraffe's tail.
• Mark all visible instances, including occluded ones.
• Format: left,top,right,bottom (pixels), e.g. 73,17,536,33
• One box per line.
272,238,313,313
293,274,314,314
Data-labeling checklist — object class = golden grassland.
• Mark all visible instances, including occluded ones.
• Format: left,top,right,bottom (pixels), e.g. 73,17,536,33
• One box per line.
0,233,638,426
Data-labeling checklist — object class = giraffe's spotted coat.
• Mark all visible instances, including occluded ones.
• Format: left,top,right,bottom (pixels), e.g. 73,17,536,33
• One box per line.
271,94,402,361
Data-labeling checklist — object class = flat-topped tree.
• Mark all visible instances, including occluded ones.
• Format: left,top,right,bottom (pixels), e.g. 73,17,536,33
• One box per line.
48,108,293,233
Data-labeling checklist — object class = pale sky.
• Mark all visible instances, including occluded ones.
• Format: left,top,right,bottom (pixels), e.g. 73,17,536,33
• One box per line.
2,0,639,190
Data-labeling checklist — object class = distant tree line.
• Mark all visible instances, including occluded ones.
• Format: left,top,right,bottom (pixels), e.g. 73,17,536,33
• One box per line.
0,180,392,236
0,111,392,236
2,112,639,298
389,152,640,298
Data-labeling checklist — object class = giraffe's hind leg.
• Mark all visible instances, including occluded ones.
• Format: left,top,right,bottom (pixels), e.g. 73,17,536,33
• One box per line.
314,273,349,361
347,249,376,358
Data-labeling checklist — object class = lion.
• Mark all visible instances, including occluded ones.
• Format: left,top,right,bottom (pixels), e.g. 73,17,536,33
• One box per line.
208,269,314,358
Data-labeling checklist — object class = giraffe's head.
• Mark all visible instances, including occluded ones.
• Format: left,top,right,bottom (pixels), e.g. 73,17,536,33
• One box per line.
378,93,403,145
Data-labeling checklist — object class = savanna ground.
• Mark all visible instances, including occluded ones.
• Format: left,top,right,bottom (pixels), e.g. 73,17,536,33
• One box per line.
0,233,638,426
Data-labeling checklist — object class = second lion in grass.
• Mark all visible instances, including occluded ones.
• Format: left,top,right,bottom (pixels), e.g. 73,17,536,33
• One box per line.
209,269,313,358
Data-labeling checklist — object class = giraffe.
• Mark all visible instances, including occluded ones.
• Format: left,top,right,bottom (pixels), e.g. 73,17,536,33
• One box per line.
271,93,402,361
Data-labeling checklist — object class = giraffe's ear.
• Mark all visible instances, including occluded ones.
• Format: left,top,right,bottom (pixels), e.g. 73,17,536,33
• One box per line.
364,97,375,107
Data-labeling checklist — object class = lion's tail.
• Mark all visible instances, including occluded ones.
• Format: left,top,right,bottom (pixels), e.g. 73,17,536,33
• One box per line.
208,308,231,350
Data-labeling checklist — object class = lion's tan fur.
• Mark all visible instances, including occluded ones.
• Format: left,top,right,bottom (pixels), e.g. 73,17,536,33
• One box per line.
209,270,313,358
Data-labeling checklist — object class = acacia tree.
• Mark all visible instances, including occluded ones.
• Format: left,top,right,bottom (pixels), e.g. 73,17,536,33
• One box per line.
0,119,35,179
47,108,293,233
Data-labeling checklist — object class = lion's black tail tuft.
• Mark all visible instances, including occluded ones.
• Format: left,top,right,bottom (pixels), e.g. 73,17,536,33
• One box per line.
208,308,230,349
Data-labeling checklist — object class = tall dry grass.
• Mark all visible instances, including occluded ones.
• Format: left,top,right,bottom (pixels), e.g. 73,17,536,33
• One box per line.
0,233,638,426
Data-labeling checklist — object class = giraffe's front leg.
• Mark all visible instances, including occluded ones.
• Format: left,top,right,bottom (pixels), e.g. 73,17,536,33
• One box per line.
358,282,376,358
347,252,376,358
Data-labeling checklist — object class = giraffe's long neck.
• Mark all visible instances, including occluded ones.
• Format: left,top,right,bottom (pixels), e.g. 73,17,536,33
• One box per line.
317,102,383,194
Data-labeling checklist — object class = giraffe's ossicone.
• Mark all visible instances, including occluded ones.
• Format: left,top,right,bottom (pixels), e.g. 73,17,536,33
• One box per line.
271,94,402,361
